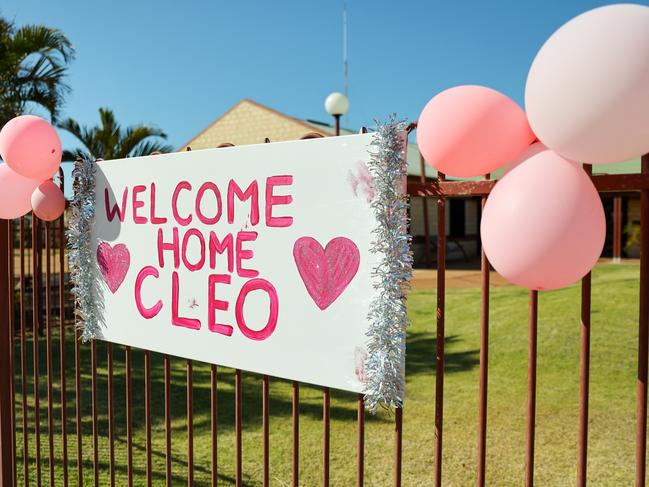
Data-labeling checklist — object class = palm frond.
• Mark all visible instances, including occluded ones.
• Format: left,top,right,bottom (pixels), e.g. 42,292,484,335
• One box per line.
22,83,65,121
10,25,75,64
118,125,168,157
59,108,173,161
57,117,83,140
0,20,74,122
129,140,174,158
58,117,100,155
61,148,91,163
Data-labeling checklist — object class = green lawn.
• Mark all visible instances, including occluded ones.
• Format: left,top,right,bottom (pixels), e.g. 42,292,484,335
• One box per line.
10,263,645,486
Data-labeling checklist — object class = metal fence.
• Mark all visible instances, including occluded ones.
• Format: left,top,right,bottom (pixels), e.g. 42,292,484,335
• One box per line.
0,139,648,487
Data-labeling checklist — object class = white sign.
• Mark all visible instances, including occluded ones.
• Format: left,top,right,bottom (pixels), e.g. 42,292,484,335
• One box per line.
90,133,383,392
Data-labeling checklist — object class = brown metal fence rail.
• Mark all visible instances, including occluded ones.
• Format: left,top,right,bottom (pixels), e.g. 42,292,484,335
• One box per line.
0,140,648,487
410,160,649,487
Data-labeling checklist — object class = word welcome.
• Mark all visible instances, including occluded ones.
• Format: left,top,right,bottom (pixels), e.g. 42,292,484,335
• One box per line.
104,177,294,227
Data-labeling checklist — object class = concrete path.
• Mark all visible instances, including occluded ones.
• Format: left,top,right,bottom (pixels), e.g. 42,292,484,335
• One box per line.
411,259,628,290
411,268,509,290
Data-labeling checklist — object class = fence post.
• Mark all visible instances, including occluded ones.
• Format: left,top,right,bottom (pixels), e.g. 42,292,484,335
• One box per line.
636,155,649,487
0,219,15,486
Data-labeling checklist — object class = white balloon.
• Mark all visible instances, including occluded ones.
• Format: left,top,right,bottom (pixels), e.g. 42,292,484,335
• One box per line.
525,4,649,164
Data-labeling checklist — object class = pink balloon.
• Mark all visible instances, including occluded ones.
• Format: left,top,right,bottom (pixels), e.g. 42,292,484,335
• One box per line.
417,85,535,178
0,164,41,219
31,180,65,222
526,4,649,164
0,115,62,179
481,144,605,290
502,143,547,176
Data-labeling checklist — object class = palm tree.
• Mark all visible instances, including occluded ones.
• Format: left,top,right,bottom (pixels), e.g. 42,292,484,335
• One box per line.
58,107,174,160
0,16,75,126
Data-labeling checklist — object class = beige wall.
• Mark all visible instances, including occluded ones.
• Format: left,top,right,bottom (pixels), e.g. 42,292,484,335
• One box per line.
410,196,480,266
180,100,325,151
628,197,641,225
627,197,641,258
465,199,479,236
409,196,439,237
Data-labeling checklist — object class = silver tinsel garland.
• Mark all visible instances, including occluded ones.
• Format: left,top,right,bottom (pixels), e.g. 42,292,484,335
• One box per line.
364,117,413,413
68,158,103,341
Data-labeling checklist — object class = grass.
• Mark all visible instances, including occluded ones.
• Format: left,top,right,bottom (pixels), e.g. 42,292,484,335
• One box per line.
10,262,645,486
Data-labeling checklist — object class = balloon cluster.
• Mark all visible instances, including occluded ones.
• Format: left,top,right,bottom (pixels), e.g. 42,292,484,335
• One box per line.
417,4,649,291
0,115,66,221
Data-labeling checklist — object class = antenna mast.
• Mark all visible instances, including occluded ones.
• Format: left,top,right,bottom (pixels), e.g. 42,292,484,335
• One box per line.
343,2,349,128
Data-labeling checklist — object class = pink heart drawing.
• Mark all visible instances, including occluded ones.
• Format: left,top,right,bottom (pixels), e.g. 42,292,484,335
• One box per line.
97,242,130,294
293,236,360,310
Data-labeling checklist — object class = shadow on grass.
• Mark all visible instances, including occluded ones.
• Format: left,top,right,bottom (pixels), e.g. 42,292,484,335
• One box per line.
406,332,479,377
13,325,478,436
15,331,377,437
17,452,244,487
11,320,478,486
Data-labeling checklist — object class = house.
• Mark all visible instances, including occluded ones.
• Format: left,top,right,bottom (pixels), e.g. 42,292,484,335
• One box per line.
181,99,639,267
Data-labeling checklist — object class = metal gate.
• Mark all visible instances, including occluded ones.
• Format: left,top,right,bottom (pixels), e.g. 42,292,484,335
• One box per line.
1,142,648,487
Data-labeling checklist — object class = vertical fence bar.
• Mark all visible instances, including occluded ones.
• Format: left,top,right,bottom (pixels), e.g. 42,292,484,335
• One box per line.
164,355,172,487
262,375,269,487
357,394,365,487
126,346,133,487
236,370,243,487
577,164,593,487
70,166,83,486
107,344,115,487
263,139,271,487
434,172,447,487
636,154,649,487
32,215,42,487
394,407,403,487
58,189,68,487
35,219,43,338
613,196,623,263
45,223,55,486
211,365,218,487
578,271,592,487
145,350,152,487
525,290,539,487
477,180,490,487
8,219,16,486
19,218,28,487
0,219,15,487
419,153,432,267
323,387,330,487
25,226,30,279
91,340,99,487
292,380,299,487
187,359,193,487
74,328,82,487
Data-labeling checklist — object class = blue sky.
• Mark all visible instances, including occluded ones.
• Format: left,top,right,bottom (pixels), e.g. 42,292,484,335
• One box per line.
3,0,646,153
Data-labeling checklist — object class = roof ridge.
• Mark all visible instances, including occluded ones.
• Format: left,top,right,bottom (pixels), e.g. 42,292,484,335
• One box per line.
179,99,327,150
